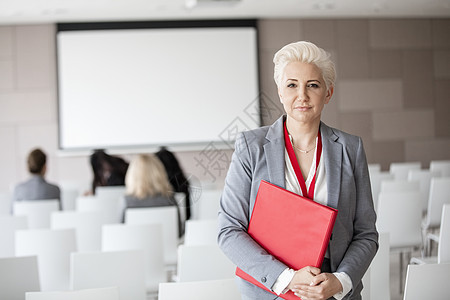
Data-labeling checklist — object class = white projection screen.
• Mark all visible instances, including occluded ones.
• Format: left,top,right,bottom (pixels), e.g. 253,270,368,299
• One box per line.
56,20,260,151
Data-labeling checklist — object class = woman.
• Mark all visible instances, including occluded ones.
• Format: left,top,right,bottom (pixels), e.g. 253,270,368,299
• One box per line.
155,146,192,220
90,149,129,195
218,41,378,300
124,154,182,236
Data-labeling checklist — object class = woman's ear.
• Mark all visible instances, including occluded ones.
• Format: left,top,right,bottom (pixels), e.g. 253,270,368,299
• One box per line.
325,85,334,104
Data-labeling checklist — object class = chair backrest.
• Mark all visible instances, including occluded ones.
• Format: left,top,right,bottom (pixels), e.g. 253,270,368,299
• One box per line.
403,263,450,300
60,187,79,211
95,186,126,200
389,162,421,180
368,163,381,175
0,215,28,258
197,189,223,220
177,244,235,282
0,255,40,300
184,219,218,246
369,172,395,211
438,204,450,263
158,278,241,300
101,223,165,292
13,200,60,228
76,195,124,224
15,228,77,291
125,206,178,265
365,232,390,300
26,287,120,300
424,177,450,229
429,160,450,177
0,192,12,215
71,250,146,300
51,211,104,252
376,191,422,249
380,179,420,193
407,169,441,213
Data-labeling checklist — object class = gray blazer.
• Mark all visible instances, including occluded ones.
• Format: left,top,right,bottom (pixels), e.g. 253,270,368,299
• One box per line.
13,175,60,202
218,116,378,300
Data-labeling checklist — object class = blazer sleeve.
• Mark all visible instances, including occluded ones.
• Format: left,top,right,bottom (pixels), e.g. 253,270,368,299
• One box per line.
335,137,379,295
217,132,287,291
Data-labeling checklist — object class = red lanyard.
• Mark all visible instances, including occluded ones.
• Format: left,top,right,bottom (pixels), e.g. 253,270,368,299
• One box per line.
283,121,322,200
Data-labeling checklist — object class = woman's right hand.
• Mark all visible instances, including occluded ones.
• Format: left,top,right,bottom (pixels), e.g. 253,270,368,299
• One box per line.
287,266,321,290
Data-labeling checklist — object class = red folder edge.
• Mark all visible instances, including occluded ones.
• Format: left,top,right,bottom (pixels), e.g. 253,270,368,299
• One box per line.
235,180,337,300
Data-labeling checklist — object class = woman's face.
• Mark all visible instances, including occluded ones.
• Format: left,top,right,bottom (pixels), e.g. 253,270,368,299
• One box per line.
278,61,333,125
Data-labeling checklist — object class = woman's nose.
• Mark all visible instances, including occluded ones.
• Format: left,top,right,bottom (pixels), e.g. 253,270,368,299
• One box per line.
297,86,309,101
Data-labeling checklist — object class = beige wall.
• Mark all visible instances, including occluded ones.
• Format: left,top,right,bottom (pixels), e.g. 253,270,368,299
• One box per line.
0,18,449,195
258,19,450,170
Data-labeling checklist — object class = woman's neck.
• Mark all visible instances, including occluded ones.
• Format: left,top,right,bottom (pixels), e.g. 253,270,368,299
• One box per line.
286,117,320,149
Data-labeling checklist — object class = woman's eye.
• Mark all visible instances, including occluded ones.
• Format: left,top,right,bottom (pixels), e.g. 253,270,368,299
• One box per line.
308,83,319,88
287,83,296,88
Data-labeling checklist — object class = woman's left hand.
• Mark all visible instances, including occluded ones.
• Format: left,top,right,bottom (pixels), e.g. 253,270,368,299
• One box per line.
290,272,342,300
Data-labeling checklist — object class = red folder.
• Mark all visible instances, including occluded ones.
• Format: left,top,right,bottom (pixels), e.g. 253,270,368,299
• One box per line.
235,180,338,300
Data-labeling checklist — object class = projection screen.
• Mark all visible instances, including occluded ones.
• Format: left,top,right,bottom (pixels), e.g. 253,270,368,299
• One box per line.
56,20,260,151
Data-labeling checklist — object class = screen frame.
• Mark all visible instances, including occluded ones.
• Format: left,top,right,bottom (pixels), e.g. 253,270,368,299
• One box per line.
55,19,261,153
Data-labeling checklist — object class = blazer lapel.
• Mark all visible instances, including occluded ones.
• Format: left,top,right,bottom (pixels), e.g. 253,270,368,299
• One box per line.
321,122,342,209
264,116,286,189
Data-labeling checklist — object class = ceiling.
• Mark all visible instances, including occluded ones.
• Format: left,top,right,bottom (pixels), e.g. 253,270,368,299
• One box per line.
1,0,449,25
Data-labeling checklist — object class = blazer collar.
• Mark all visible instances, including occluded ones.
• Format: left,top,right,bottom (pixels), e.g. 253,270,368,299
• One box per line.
263,115,286,188
320,122,342,209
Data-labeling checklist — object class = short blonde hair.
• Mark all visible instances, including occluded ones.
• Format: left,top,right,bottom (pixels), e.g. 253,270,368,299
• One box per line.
273,41,336,89
125,154,173,199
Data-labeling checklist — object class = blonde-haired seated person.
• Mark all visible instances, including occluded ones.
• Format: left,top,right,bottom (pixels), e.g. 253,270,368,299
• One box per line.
123,154,183,237
13,148,61,209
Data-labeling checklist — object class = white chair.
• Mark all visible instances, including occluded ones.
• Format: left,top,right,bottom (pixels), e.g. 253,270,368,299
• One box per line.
429,160,450,177
101,223,166,292
184,219,218,246
26,287,120,300
76,195,124,224
95,185,126,201
71,250,146,300
411,204,450,264
13,200,60,228
51,211,104,252
376,191,422,292
159,278,241,300
403,263,450,300
0,255,40,300
0,215,28,258
0,192,11,215
15,228,77,291
422,177,450,254
367,163,381,175
197,189,223,220
60,187,79,211
361,232,390,300
177,244,235,282
125,206,179,265
389,162,421,180
369,171,394,211
407,169,441,214
380,179,420,193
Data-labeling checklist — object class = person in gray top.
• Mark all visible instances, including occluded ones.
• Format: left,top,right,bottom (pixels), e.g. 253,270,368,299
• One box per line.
123,153,182,236
13,148,61,206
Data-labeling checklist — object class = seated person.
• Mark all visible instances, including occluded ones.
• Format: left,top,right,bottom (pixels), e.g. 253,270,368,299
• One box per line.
123,154,182,236
89,149,129,195
155,146,192,220
13,148,61,207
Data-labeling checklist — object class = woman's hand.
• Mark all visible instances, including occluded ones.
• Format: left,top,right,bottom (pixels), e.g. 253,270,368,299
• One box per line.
287,266,321,290
291,272,343,300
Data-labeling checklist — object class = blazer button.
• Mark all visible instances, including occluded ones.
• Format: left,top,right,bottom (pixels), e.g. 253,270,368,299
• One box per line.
261,277,267,283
